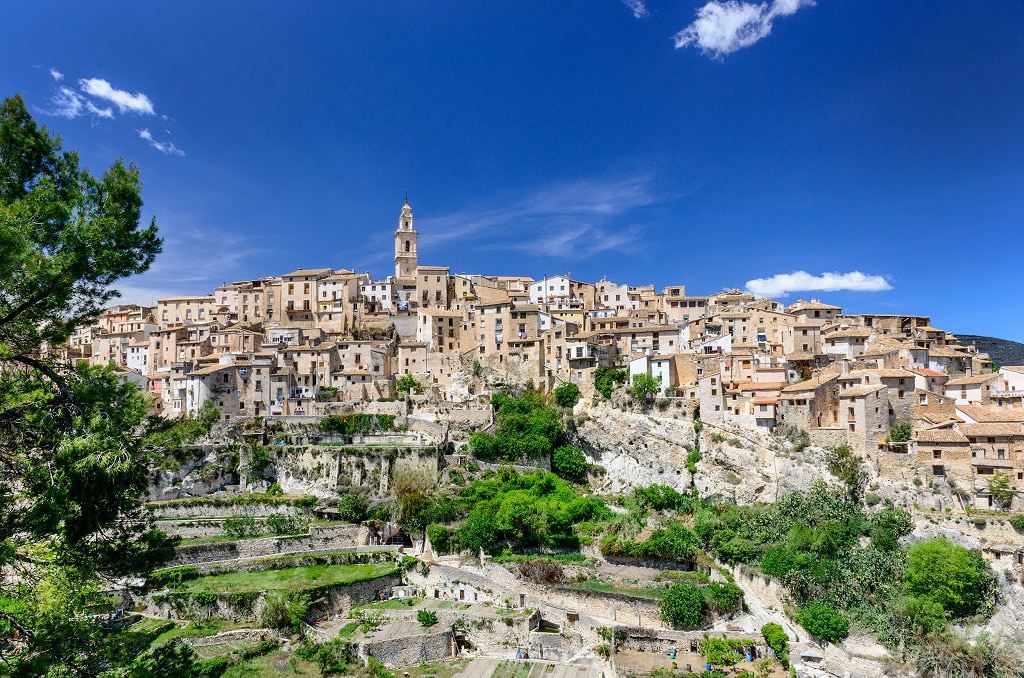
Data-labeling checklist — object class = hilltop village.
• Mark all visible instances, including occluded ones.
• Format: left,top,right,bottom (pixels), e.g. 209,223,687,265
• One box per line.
69,201,1024,512
48,201,1024,678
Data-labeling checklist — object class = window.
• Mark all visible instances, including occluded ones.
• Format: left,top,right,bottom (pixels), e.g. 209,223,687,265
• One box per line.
933,450,941,459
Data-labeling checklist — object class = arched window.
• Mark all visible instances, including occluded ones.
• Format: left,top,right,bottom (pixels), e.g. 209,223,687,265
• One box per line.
404,240,410,252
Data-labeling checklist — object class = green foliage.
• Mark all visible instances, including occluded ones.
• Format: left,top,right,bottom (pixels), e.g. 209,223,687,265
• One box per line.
315,385,339,401
553,381,581,408
427,524,456,554
659,582,707,627
336,492,368,523
470,391,566,463
594,365,627,399
701,637,752,666
247,445,275,477
417,609,439,628
798,602,849,643
396,373,422,396
454,469,608,553
687,448,702,474
869,506,913,551
295,637,356,676
595,643,612,660
222,515,261,538
704,582,744,614
552,445,587,479
630,373,662,400
265,513,309,535
0,96,175,675
825,444,868,502
602,520,700,563
905,538,990,618
631,484,695,513
259,592,308,633
1009,515,1024,531
318,413,395,435
761,623,790,668
987,471,1015,507
888,420,913,443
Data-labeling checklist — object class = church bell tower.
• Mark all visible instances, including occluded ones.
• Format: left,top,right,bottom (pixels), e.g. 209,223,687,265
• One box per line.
394,198,418,280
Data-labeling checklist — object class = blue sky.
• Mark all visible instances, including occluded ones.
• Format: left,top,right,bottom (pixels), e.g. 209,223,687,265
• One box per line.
2,1,1023,339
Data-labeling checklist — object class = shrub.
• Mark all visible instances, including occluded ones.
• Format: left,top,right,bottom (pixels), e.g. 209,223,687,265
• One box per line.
704,581,744,614
222,515,261,538
396,374,422,397
761,623,789,668
517,558,564,585
594,366,627,399
798,602,849,643
417,610,438,628
888,420,913,443
554,382,581,408
659,582,707,627
265,513,308,535
336,492,368,523
595,643,612,660
905,538,989,617
315,385,339,401
1009,515,1024,531
632,484,694,513
427,524,456,554
552,445,587,479
260,592,307,633
825,444,868,502
630,373,662,401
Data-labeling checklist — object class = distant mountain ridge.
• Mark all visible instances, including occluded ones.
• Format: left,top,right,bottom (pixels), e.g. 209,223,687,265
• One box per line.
957,335,1024,367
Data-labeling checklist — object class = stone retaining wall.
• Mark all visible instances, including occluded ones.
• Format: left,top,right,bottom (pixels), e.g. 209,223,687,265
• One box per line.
359,628,455,666
151,502,303,520
166,530,365,567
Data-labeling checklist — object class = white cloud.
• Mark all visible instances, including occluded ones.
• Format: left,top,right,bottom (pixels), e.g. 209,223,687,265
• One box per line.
745,271,892,298
79,77,155,115
138,128,184,156
622,0,650,19
47,86,113,120
674,0,814,57
49,68,64,81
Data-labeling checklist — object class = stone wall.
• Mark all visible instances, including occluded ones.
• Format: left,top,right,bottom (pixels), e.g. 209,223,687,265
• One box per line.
150,501,303,520
148,571,401,622
808,427,847,449
166,529,364,567
359,627,455,667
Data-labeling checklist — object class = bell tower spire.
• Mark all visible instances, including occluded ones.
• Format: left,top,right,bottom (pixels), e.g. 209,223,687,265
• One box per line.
394,197,418,280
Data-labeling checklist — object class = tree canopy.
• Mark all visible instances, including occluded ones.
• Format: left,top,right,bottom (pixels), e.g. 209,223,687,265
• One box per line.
0,94,167,675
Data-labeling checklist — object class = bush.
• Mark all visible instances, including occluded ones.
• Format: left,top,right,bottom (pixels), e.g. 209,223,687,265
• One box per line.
336,492,368,523
761,623,789,668
554,382,581,408
396,374,422,397
888,420,913,443
552,445,587,479
704,582,744,614
222,515,261,538
427,524,455,554
260,592,308,633
905,538,989,617
594,366,627,399
417,610,438,628
1009,515,1024,531
517,558,564,585
630,373,662,401
659,582,707,627
798,602,849,643
632,484,694,513
265,513,308,535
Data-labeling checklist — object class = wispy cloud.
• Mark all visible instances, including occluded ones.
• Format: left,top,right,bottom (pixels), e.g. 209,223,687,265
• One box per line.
116,219,268,304
674,0,814,58
48,68,64,81
622,0,650,19
419,177,657,261
47,86,113,120
79,77,154,115
138,128,184,156
745,271,893,298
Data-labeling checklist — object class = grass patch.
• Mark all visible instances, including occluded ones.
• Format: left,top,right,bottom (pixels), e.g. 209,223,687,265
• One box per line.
570,580,668,600
151,618,256,647
353,596,422,611
172,562,397,595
